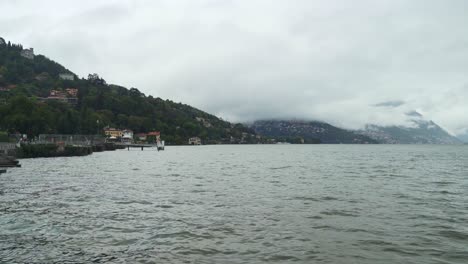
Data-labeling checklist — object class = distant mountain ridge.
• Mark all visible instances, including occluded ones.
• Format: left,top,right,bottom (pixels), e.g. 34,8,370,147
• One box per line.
358,111,461,144
251,113,461,145
250,120,378,144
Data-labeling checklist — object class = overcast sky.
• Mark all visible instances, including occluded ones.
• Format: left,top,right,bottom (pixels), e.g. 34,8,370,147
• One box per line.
1,0,467,135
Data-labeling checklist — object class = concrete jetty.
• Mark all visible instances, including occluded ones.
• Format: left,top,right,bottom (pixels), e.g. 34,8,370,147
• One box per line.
0,155,20,167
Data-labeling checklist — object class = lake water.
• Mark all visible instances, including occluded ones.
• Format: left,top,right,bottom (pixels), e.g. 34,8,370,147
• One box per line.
1,145,467,263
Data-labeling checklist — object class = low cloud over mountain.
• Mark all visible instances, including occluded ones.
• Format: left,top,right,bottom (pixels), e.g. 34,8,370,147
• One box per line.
2,1,467,136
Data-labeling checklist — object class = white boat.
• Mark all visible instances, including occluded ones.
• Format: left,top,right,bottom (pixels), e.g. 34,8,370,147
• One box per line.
157,140,165,151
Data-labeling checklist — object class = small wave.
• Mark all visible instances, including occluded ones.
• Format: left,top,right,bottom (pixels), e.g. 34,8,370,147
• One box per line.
386,173,407,178
358,239,395,246
345,228,369,233
110,238,138,246
100,226,141,233
313,225,335,230
239,249,261,255
269,166,292,170
115,200,152,205
293,196,339,202
306,215,323,219
176,247,236,256
87,253,117,263
426,190,458,195
320,209,359,217
263,254,301,261
191,189,208,193
154,204,173,208
210,226,237,235
431,181,456,185
382,247,420,256
438,230,468,240
153,231,215,240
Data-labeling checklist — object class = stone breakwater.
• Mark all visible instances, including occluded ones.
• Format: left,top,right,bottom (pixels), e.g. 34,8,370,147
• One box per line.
15,143,122,159
0,154,20,167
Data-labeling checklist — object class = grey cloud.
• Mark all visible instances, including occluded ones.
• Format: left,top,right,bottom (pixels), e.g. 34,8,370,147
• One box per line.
374,101,406,108
1,0,468,135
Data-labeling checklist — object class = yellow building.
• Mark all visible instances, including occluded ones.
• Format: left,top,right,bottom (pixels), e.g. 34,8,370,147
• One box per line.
104,128,123,138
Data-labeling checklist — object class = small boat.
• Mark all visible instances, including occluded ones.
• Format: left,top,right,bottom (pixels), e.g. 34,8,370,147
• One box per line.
0,169,6,174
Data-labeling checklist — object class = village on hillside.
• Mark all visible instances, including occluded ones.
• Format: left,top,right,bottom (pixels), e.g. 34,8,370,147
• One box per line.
103,127,201,145
0,37,265,148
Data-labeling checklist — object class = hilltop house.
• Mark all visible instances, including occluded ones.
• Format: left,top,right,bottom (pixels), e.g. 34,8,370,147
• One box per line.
188,137,202,145
44,90,68,103
196,117,212,128
35,72,49,81
65,88,78,97
59,73,75,80
39,89,77,105
20,48,34,59
0,85,17,92
50,89,66,97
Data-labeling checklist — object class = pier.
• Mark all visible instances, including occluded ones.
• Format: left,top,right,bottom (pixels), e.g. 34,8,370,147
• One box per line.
116,140,165,151
0,142,16,156
117,144,157,151
0,154,21,168
0,143,20,168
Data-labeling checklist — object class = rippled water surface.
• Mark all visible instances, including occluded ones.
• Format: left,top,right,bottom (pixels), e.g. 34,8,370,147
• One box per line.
1,145,468,263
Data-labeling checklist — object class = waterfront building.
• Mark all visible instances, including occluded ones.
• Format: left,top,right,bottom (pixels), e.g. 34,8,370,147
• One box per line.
146,131,160,143
136,133,147,141
104,128,123,138
188,137,202,145
122,129,134,143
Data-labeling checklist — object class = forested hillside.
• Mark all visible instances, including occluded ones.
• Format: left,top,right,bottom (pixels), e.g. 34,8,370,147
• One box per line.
0,38,257,144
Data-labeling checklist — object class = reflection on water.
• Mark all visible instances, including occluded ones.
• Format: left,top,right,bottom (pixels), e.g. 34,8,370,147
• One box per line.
1,145,467,263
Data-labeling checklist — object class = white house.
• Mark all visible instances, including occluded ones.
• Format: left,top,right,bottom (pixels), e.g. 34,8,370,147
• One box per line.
59,73,75,80
20,48,34,59
188,137,201,145
122,129,134,143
